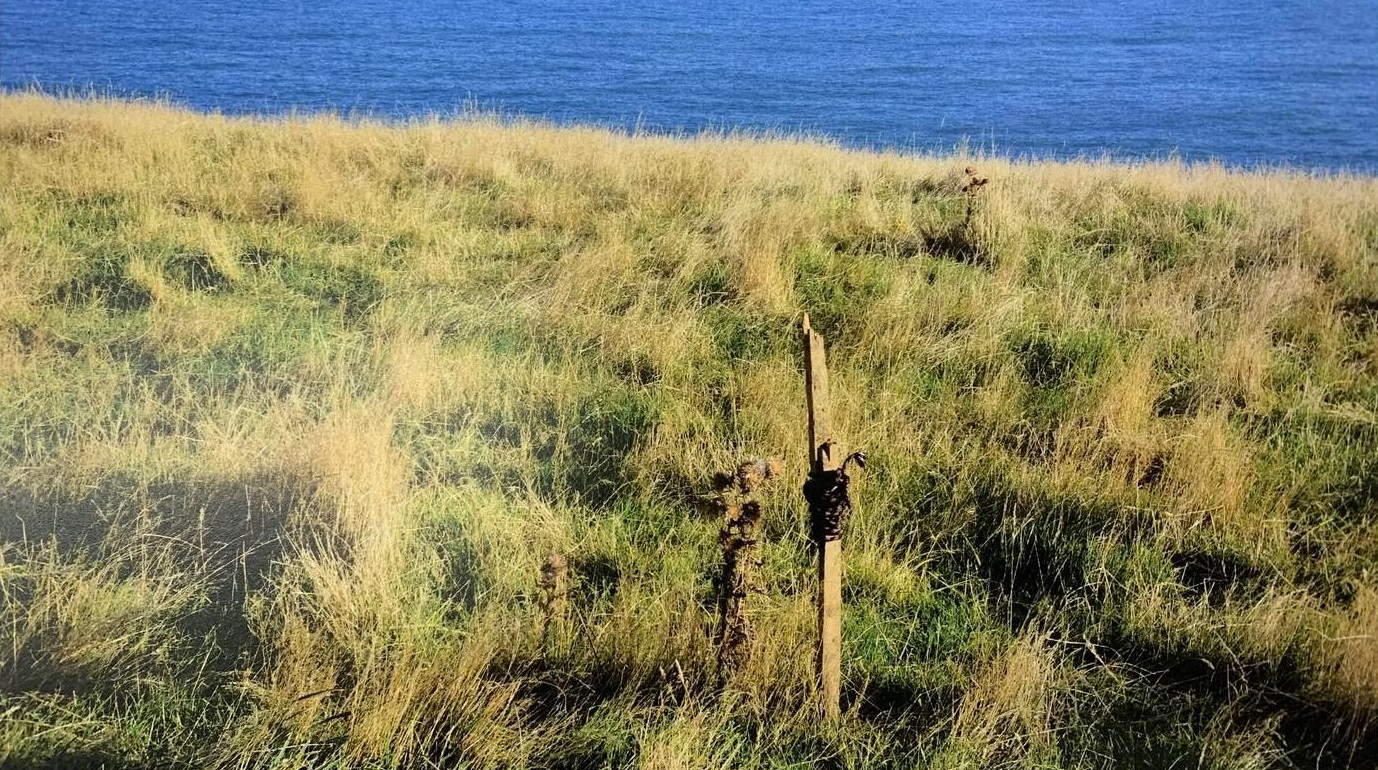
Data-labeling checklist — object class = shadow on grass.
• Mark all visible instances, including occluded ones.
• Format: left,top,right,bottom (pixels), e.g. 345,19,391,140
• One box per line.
883,465,1376,768
0,473,304,691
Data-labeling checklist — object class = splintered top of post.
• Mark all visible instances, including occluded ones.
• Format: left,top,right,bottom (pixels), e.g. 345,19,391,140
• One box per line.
801,312,834,472
802,312,826,347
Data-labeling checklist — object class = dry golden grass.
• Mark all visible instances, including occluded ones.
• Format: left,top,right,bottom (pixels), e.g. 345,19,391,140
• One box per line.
1,93,1376,769
946,633,1064,767
1332,586,1378,714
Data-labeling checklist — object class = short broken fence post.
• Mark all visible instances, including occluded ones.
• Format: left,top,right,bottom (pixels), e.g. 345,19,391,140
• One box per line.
537,553,568,643
713,458,781,676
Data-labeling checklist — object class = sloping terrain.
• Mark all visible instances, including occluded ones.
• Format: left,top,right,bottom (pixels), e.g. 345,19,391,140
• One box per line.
1,94,1376,769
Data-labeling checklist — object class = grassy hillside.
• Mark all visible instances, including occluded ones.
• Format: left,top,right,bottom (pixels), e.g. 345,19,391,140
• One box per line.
1,94,1376,770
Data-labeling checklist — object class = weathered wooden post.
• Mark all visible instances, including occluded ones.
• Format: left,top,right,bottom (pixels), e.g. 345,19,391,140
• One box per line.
801,314,865,719
802,313,842,717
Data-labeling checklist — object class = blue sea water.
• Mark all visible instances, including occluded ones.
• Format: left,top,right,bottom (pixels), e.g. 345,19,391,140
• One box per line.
2,0,1376,171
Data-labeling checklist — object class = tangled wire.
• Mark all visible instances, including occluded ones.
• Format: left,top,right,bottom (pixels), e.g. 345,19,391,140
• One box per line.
803,445,866,545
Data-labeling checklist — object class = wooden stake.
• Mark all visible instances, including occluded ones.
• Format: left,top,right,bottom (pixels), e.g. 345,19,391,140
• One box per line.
802,313,842,718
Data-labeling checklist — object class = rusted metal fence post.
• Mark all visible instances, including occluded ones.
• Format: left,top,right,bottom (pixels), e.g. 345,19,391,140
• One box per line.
537,553,568,644
713,459,781,676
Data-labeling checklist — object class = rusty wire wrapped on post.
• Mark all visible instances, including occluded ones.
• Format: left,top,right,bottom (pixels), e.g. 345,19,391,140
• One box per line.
802,444,866,546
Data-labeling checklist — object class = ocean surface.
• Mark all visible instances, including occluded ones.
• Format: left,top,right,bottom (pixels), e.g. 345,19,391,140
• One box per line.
2,0,1376,171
